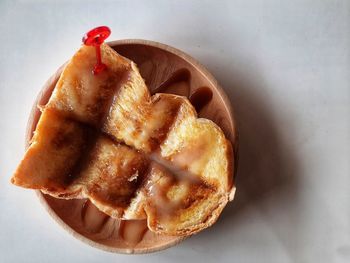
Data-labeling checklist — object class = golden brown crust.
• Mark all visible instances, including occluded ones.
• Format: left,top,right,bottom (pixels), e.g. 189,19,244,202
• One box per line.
11,44,234,236
11,108,93,192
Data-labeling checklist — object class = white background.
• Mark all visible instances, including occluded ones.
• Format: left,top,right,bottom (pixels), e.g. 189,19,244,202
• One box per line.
1,0,349,262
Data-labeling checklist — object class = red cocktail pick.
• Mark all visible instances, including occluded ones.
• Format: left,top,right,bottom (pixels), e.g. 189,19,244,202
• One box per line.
82,26,111,75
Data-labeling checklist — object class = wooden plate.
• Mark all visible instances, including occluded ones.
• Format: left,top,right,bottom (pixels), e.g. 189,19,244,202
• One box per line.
26,39,237,254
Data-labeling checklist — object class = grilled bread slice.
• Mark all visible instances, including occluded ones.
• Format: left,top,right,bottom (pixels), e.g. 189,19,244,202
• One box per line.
11,44,235,236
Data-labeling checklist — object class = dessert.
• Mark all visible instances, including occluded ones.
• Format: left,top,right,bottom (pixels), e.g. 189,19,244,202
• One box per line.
11,29,235,237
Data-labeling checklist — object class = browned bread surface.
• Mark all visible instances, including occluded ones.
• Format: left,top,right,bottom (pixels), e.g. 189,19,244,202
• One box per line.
11,44,234,236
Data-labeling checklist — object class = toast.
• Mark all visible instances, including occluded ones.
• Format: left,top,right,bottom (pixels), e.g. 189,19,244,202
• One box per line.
11,44,235,236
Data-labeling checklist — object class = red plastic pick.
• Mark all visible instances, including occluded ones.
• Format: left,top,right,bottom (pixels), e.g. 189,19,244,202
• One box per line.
82,26,111,75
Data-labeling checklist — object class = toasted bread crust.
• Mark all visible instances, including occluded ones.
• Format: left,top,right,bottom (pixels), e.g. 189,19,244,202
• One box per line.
11,44,234,236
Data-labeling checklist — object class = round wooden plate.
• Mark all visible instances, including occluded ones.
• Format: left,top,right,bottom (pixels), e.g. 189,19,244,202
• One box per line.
26,39,238,254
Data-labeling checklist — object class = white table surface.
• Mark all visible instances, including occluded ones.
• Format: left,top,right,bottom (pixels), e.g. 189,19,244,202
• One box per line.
1,0,349,262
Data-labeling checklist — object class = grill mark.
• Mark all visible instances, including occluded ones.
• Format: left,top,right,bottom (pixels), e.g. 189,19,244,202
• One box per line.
75,134,150,213
147,97,182,151
103,153,149,211
117,157,151,212
103,95,182,153
141,158,217,218
110,101,144,140
98,69,132,127
63,124,98,186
